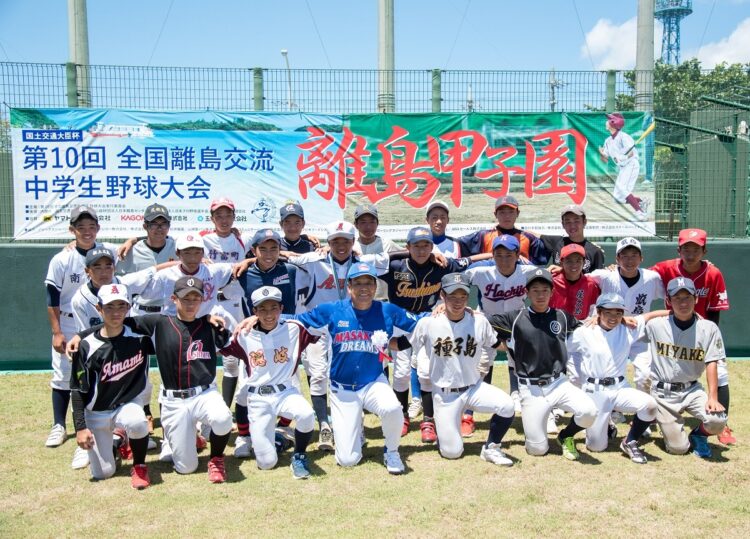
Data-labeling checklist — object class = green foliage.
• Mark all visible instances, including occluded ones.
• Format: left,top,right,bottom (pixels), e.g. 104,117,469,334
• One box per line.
10,108,58,129
147,117,280,131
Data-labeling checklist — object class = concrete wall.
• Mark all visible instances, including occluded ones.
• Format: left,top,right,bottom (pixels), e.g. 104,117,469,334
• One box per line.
2,240,749,370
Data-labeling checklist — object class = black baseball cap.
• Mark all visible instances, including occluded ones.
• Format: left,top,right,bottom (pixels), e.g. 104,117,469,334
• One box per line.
280,201,305,220
354,204,379,221
85,248,115,267
70,205,98,224
174,276,204,298
144,203,171,222
525,268,553,287
441,273,471,294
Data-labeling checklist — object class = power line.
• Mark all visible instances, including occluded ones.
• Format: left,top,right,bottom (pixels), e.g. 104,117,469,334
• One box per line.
444,0,471,70
0,41,9,62
573,0,595,70
147,0,175,67
305,0,333,69
696,0,717,60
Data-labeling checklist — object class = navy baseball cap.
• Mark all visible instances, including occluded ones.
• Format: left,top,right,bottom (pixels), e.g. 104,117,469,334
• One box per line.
251,286,283,307
347,262,377,281
492,234,520,252
144,203,171,222
280,201,305,220
494,195,519,210
667,277,697,297
441,273,471,294
596,293,626,310
406,226,434,245
525,268,553,287
174,276,204,298
354,204,379,221
85,248,115,267
70,205,98,224
252,228,281,247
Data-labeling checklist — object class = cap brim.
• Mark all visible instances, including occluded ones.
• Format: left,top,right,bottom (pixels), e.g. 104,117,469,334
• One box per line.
327,233,354,240
100,296,130,305
175,288,203,298
668,286,696,296
347,272,376,281
71,212,98,223
443,284,471,294
597,303,625,310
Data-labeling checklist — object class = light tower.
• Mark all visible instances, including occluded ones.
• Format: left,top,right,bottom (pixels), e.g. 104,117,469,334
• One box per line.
655,0,692,65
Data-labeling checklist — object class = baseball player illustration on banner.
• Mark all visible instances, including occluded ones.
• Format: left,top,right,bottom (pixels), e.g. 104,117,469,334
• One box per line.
598,112,651,221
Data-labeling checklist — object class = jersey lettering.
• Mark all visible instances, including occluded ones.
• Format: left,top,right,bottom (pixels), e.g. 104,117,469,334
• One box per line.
187,341,211,362
317,275,346,290
483,284,525,302
100,350,146,383
432,335,477,357
395,281,442,298
654,341,706,362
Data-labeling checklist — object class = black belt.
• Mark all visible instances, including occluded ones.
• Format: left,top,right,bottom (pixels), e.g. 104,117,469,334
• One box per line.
518,372,562,387
248,384,287,396
162,384,211,399
217,292,228,302
439,385,471,394
331,380,366,392
136,305,162,313
655,380,697,392
60,311,73,318
586,376,625,386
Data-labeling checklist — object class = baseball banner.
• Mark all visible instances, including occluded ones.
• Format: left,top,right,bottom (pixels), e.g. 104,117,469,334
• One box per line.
10,108,655,240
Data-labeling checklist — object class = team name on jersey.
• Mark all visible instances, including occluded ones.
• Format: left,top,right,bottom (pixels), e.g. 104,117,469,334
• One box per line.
187,341,211,362
100,350,145,383
273,274,291,285
483,284,525,303
393,272,411,280
335,330,378,353
70,273,82,284
654,341,706,362
632,293,648,315
432,335,478,357
207,249,241,262
317,275,345,290
574,289,585,317
695,286,709,298
396,281,441,298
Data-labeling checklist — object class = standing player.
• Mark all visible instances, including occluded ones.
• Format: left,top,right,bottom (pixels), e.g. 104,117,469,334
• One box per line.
353,204,401,301
278,201,319,254
650,228,734,445
44,205,118,470
426,200,461,259
70,284,153,489
411,274,516,466
221,286,318,479
644,277,727,458
598,112,649,220
537,205,605,272
488,268,599,460
549,244,601,320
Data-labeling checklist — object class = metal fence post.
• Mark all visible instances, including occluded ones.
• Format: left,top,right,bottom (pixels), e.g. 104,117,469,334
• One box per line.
253,68,264,111
431,69,442,113
66,62,78,107
605,70,616,111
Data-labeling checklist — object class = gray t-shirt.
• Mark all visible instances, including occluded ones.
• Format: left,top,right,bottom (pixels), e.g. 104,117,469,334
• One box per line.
116,237,177,307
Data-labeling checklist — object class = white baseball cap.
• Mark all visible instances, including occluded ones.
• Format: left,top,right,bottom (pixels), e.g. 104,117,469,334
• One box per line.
616,237,642,255
251,286,283,307
98,284,130,305
176,233,205,251
326,220,356,241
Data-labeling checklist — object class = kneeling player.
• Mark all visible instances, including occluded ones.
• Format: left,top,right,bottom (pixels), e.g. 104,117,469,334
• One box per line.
412,274,516,465
222,286,318,479
70,284,152,489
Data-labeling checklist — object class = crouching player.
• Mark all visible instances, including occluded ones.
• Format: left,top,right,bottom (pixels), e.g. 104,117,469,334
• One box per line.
411,274,516,466
70,284,152,489
221,286,318,479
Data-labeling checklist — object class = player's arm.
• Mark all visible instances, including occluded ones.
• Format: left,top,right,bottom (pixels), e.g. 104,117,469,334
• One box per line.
705,361,724,413
565,334,583,386
123,315,160,337
526,232,549,266
456,230,482,257
69,346,95,449
45,282,66,353
487,312,513,342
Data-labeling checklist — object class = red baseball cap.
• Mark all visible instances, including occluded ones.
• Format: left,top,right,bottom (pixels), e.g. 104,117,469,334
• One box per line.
560,243,586,259
678,228,707,247
210,197,235,212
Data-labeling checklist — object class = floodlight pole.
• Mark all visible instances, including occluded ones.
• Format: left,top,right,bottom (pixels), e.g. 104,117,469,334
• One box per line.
377,0,395,112
635,0,655,111
281,49,294,111
67,0,91,107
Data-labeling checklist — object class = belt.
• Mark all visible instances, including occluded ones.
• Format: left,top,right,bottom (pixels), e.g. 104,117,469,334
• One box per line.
586,376,625,386
248,383,287,396
655,380,697,392
439,385,471,394
330,380,366,392
136,304,162,313
217,292,229,302
161,384,212,399
518,372,562,387
60,311,73,318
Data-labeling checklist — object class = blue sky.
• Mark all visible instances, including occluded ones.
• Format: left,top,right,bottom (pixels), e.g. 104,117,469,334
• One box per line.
1,0,749,70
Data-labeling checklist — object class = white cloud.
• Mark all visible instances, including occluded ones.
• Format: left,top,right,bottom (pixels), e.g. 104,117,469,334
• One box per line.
582,17,663,70
690,17,750,67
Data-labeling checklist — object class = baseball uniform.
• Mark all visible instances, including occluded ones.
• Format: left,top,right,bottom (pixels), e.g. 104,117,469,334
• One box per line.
601,129,639,205
116,237,177,313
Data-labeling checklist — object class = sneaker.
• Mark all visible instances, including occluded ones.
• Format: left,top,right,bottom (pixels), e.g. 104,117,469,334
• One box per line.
383,449,405,475
608,424,618,440
207,456,227,483
690,433,712,459
71,446,90,469
420,420,437,444
620,439,647,464
639,198,651,213
318,423,334,452
718,426,737,446
634,210,647,222
408,398,423,419
560,436,579,461
130,464,151,490
610,411,627,424
159,438,173,463
113,428,132,460
233,435,252,458
274,431,293,454
196,434,207,452
480,442,513,466
401,416,410,437
511,391,522,413
290,453,311,480
460,414,475,438
147,437,157,451
546,412,558,434
45,424,66,447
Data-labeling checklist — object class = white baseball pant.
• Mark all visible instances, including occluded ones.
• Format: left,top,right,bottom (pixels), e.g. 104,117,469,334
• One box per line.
50,313,77,390
613,159,639,203
301,332,330,396
83,402,149,480
392,347,413,392
629,341,652,392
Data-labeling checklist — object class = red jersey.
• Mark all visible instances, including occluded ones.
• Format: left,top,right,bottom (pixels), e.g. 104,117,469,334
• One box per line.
550,273,601,320
650,259,729,316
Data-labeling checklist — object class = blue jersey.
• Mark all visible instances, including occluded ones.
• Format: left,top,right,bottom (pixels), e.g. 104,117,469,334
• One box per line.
280,235,316,254
238,261,312,315
292,300,420,389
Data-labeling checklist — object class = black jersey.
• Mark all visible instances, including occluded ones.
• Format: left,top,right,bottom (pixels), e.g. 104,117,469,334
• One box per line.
280,234,316,254
70,327,153,429
489,307,580,380
540,235,605,274
125,314,230,390
380,257,471,313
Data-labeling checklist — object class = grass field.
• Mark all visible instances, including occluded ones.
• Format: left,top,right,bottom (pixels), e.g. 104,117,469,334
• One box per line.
1,363,748,538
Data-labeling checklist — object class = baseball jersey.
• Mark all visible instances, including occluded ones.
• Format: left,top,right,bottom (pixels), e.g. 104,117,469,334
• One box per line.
116,237,177,276
280,235,316,254
239,261,312,315
588,268,664,316
125,314,230,390
380,257,472,313
71,268,157,332
292,299,419,388
566,317,646,382
432,234,461,259
644,315,726,384
355,236,402,301
458,227,548,265
602,130,638,167
540,236,605,273
464,263,533,316
411,312,499,389
650,259,729,316
550,273,601,320
44,242,118,312
201,230,253,263
221,320,318,386
490,307,581,380
288,252,390,309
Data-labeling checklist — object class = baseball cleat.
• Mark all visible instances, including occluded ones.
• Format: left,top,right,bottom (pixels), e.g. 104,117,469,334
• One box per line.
383,449,405,475
460,414,476,438
318,423,334,452
233,435,252,458
408,398,423,419
159,438,173,463
113,427,132,460
559,436,580,461
718,426,737,446
45,424,66,447
610,411,627,424
420,420,437,444
207,456,227,483
639,198,651,213
290,453,311,480
71,446,90,469
130,464,151,490
480,443,513,467
546,413,558,434
689,434,712,459
401,416,410,437
620,439,647,464
196,434,207,452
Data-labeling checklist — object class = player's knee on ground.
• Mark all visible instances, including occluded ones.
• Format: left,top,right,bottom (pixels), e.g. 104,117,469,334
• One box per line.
335,449,363,468
659,423,690,455
438,442,464,460
294,408,315,433
525,439,549,456
586,435,608,453
173,451,200,474
92,462,117,480
207,408,233,436
255,449,279,470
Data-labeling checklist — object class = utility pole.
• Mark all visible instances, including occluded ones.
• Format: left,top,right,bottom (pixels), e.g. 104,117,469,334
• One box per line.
67,0,91,107
377,0,395,112
281,49,295,110
635,0,654,111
